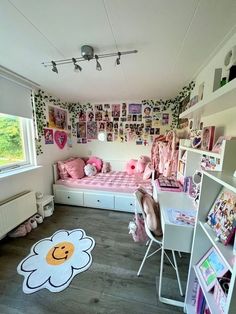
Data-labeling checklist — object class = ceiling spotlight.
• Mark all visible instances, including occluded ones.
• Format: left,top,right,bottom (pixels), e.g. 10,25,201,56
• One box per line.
116,52,121,65
51,61,58,74
95,55,102,71
72,58,82,72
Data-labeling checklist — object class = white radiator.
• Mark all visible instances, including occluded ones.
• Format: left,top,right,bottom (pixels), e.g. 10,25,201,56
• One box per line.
0,191,37,238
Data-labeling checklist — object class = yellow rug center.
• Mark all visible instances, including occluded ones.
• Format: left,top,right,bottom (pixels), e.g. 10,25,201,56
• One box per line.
46,241,75,265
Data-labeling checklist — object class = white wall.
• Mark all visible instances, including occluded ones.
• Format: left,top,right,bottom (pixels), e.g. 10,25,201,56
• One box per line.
191,31,236,137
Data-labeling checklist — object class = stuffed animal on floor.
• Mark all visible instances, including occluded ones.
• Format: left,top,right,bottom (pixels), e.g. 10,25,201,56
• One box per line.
84,164,97,177
125,159,138,175
137,155,151,173
101,161,111,173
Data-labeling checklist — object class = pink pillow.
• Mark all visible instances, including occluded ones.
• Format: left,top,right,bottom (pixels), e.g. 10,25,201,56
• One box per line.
58,158,76,179
64,158,85,179
143,162,153,180
87,156,103,172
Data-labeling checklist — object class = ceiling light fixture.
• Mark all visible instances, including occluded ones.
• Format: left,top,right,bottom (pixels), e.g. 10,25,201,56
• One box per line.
116,52,121,65
72,57,82,72
42,45,138,73
95,55,102,71
51,61,58,74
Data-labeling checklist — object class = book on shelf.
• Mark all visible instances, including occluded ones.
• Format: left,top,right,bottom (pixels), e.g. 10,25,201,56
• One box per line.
206,187,236,245
195,247,228,292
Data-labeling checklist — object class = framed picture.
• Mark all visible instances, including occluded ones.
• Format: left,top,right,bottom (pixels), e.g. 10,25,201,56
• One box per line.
196,247,228,292
47,104,68,130
128,103,142,115
206,187,236,245
201,126,215,151
44,128,54,144
212,136,233,153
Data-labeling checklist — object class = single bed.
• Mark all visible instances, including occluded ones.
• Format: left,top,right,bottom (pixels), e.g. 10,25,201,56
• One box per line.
53,164,153,213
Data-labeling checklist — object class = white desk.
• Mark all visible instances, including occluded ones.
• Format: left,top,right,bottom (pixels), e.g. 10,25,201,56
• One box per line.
153,183,195,308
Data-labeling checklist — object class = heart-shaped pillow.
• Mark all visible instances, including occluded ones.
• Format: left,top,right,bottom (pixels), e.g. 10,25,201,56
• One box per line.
54,131,67,149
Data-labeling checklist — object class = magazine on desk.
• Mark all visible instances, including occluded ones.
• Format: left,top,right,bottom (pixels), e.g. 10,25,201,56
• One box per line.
166,208,197,226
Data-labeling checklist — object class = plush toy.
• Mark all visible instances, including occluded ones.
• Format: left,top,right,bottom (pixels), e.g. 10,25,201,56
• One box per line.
86,156,103,172
84,164,97,177
101,161,111,173
125,159,138,175
136,155,151,173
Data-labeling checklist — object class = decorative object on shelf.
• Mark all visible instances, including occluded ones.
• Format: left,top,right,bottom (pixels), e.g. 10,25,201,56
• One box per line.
201,154,221,171
213,274,231,314
189,118,194,130
179,94,190,113
213,68,222,92
224,45,236,71
220,77,227,87
195,246,228,292
54,130,67,149
190,129,202,148
198,82,204,101
229,65,236,82
212,136,233,153
206,187,236,245
201,126,215,151
189,95,198,107
42,45,138,73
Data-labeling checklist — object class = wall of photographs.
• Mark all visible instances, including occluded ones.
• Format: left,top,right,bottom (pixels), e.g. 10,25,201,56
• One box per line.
76,102,174,145
33,81,194,155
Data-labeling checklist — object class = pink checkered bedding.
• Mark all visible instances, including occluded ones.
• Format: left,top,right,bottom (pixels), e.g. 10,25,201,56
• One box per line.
56,171,152,194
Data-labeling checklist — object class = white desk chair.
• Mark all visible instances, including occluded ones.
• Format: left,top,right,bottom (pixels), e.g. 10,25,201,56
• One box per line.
134,189,183,304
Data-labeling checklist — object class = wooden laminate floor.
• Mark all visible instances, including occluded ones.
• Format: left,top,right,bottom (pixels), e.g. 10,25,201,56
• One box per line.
0,205,190,314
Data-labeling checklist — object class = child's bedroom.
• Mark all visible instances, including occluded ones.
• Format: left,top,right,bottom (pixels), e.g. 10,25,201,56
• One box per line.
1,1,236,313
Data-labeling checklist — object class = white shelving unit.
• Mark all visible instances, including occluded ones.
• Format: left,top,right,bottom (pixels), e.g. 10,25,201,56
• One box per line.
179,78,236,119
184,170,236,314
177,140,236,185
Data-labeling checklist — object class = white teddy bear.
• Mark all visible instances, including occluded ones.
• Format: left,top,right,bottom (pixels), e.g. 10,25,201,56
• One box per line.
84,164,97,177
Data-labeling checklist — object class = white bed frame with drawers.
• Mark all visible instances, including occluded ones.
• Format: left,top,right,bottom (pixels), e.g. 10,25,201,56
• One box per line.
52,164,151,213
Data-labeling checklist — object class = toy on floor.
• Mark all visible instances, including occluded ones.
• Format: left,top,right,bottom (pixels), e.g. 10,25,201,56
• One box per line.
84,164,97,176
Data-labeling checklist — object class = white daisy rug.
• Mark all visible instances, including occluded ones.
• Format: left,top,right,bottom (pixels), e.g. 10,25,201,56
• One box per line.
17,229,95,294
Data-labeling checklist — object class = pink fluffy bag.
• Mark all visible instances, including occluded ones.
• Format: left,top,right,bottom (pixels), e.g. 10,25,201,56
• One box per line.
129,214,148,243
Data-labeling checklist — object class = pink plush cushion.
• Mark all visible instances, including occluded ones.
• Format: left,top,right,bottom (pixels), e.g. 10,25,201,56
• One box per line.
143,162,153,180
87,156,103,172
58,158,76,179
64,158,85,179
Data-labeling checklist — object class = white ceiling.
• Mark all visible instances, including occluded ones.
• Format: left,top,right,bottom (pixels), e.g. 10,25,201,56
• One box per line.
0,0,236,103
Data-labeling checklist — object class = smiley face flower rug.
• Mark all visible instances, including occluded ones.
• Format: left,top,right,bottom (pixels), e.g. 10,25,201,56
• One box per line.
17,229,95,294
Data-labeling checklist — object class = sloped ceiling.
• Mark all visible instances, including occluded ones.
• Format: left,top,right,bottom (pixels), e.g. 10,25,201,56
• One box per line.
0,0,236,102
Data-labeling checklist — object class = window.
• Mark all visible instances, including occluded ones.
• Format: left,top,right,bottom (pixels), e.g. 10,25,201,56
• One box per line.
0,113,35,173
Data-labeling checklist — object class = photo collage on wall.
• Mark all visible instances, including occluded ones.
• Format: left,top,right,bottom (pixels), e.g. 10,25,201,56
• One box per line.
76,102,172,145
44,104,72,149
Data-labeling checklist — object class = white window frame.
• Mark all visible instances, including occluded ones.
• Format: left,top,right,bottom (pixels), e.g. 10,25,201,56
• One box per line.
0,115,36,174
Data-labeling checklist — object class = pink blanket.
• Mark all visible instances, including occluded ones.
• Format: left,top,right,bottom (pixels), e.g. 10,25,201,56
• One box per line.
56,171,152,194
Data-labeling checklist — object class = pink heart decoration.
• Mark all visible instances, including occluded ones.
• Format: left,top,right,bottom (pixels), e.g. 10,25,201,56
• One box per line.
54,131,67,149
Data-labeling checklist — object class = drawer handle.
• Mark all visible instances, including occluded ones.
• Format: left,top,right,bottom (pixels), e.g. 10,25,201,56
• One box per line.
130,203,133,206
68,196,70,199
97,200,100,202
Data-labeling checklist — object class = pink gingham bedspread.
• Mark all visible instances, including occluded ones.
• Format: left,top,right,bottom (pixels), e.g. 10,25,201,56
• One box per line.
56,171,152,194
